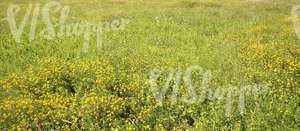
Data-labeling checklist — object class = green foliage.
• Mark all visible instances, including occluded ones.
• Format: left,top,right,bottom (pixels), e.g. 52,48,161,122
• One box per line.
0,0,299,130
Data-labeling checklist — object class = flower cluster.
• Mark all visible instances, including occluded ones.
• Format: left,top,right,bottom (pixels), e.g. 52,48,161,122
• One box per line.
0,58,158,130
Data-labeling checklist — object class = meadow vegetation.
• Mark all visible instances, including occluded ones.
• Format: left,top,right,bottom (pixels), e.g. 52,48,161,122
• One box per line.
0,0,299,130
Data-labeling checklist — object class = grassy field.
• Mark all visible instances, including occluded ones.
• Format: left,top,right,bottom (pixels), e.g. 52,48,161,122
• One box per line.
0,0,299,130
